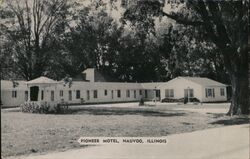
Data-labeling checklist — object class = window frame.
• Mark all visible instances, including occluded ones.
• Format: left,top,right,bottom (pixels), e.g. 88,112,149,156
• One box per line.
145,90,148,98
165,89,174,98
126,90,130,98
12,90,17,98
69,90,72,101
117,90,121,98
51,91,54,101
87,90,90,100
104,90,108,96
220,88,225,96
205,88,215,98
76,90,81,99
59,90,64,97
93,90,98,98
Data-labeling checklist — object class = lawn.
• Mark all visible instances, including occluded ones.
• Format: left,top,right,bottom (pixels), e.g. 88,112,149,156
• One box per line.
1,103,248,158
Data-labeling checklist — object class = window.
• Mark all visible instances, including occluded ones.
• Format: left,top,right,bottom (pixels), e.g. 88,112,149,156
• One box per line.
104,90,108,96
205,88,215,98
117,90,121,98
51,91,54,101
145,90,148,98
41,90,44,100
126,90,130,98
25,91,28,101
139,90,142,95
111,90,114,99
60,90,63,97
93,90,98,98
220,88,225,96
134,90,136,98
12,90,17,98
87,90,90,100
76,90,81,99
69,90,72,101
165,89,174,98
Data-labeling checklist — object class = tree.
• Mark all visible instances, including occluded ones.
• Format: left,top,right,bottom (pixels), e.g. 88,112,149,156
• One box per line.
62,2,124,78
0,0,71,80
123,0,249,115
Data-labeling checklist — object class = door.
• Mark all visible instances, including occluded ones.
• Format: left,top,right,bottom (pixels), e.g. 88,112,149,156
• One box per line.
87,90,90,100
69,90,72,101
30,86,39,101
184,89,194,98
51,91,54,101
156,90,160,100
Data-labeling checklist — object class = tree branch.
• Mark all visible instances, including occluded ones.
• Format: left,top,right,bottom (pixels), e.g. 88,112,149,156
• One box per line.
161,11,204,26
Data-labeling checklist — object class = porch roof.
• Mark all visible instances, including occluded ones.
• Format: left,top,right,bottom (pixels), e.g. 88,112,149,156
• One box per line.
26,76,58,85
141,82,165,89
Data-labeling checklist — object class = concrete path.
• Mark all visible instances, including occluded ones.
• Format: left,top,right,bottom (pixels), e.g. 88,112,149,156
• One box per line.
10,124,249,159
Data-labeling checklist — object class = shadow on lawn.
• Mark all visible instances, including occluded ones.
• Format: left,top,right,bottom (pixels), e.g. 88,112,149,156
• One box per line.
210,117,249,125
69,108,186,117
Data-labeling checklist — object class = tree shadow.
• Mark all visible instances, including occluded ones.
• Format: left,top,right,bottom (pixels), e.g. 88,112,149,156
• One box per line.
182,122,194,125
210,117,249,125
68,108,186,117
206,113,225,118
1,108,20,113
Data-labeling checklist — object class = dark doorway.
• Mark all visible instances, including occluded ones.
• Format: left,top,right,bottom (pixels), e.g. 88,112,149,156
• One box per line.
30,86,39,101
156,90,160,99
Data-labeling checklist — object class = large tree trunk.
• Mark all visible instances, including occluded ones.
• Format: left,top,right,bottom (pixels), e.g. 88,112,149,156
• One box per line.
227,68,249,115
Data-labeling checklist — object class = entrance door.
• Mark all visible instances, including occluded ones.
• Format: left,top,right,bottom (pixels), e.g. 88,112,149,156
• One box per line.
69,90,72,101
156,90,160,100
184,89,194,98
30,86,39,101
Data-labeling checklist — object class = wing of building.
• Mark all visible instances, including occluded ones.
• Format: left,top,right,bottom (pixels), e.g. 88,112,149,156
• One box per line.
1,69,228,108
157,77,228,102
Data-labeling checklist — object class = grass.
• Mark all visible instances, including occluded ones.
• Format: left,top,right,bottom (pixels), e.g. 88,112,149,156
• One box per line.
1,103,246,158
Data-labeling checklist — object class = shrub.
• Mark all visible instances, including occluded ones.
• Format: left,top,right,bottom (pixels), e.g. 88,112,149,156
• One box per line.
52,103,69,114
183,97,188,104
139,98,144,106
20,102,50,113
20,102,69,114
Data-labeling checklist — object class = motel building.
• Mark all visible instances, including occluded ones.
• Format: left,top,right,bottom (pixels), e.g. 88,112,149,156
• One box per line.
1,69,228,108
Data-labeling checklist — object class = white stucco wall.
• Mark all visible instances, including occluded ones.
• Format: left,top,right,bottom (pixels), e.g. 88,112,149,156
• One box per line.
159,78,227,102
1,78,228,107
1,80,28,107
82,68,95,82
1,90,27,107
38,82,146,104
1,80,153,107
201,86,227,102
159,78,203,101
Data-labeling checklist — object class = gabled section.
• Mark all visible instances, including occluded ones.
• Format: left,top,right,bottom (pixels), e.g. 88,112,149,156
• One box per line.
26,76,58,85
178,77,227,87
